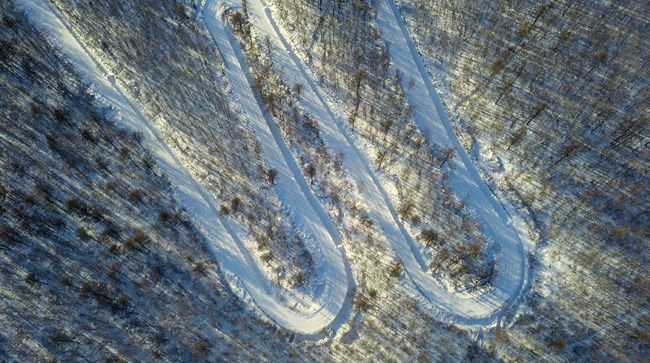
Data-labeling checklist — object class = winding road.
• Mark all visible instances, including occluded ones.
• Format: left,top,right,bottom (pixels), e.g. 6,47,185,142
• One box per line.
21,0,353,335
222,0,528,325
20,0,529,336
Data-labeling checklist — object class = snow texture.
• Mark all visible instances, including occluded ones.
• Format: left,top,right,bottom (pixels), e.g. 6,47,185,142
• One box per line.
19,0,528,333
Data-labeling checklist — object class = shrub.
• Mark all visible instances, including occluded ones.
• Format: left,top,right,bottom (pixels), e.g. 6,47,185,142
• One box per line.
81,128,96,144
548,335,567,350
105,181,118,191
77,227,91,241
125,230,149,251
495,327,508,343
304,163,316,181
292,270,306,287
368,288,378,299
353,293,370,312
193,338,211,356
52,108,71,126
0,225,19,245
159,210,172,223
260,252,272,263
151,265,163,284
266,168,278,184
229,197,241,213
50,329,73,345
192,262,206,276
59,275,73,287
25,272,40,286
389,261,403,278
398,200,414,219
66,197,88,215
153,331,166,345
467,241,484,259
142,155,156,171
150,349,163,359
128,189,143,204
102,224,120,240
172,3,188,19
420,228,439,247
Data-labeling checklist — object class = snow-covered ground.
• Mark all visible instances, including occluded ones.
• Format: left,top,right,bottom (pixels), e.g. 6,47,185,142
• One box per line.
20,0,352,335
203,0,353,334
248,0,529,325
19,0,528,334
376,0,528,322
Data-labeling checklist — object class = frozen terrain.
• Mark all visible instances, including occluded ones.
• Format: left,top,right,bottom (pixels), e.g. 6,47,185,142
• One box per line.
20,0,352,335
19,0,530,333
375,0,528,322
220,0,529,325
4,0,648,360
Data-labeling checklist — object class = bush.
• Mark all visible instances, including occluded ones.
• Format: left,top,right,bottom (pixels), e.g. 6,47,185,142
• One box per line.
353,293,370,312
398,200,414,219
159,210,172,224
25,272,40,286
81,128,96,144
389,261,403,278
368,288,378,299
304,163,316,181
495,327,508,343
128,189,143,204
548,335,567,350
0,225,19,245
125,230,149,251
77,227,91,241
266,168,278,184
193,338,211,356
192,262,206,276
50,329,74,345
292,270,306,287
420,228,439,247
229,197,241,213
66,197,88,215
52,108,71,126
102,223,120,240
142,155,156,171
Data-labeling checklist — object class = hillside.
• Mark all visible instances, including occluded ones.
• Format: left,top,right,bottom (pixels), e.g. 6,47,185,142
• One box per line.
1,0,647,361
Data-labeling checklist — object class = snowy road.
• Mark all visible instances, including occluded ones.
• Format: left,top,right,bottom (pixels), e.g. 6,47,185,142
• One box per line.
203,0,353,334
21,0,352,335
376,0,527,322
244,0,528,325
19,0,528,335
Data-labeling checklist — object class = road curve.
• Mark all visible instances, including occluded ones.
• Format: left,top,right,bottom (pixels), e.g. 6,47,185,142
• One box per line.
21,0,352,335
203,0,354,335
251,0,528,325
19,0,527,333
376,0,528,323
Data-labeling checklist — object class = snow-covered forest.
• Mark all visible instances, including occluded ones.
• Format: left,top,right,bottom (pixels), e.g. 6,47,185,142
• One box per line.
1,0,647,361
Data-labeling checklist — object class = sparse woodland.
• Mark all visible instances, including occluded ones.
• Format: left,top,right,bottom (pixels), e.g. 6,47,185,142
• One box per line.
266,0,648,360
49,0,320,288
1,0,647,361
271,0,496,293
0,4,295,361
1,1,493,361
394,0,649,360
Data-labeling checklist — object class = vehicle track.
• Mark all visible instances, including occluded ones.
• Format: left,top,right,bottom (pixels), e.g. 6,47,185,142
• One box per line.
20,0,529,334
247,0,529,325
21,0,353,336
